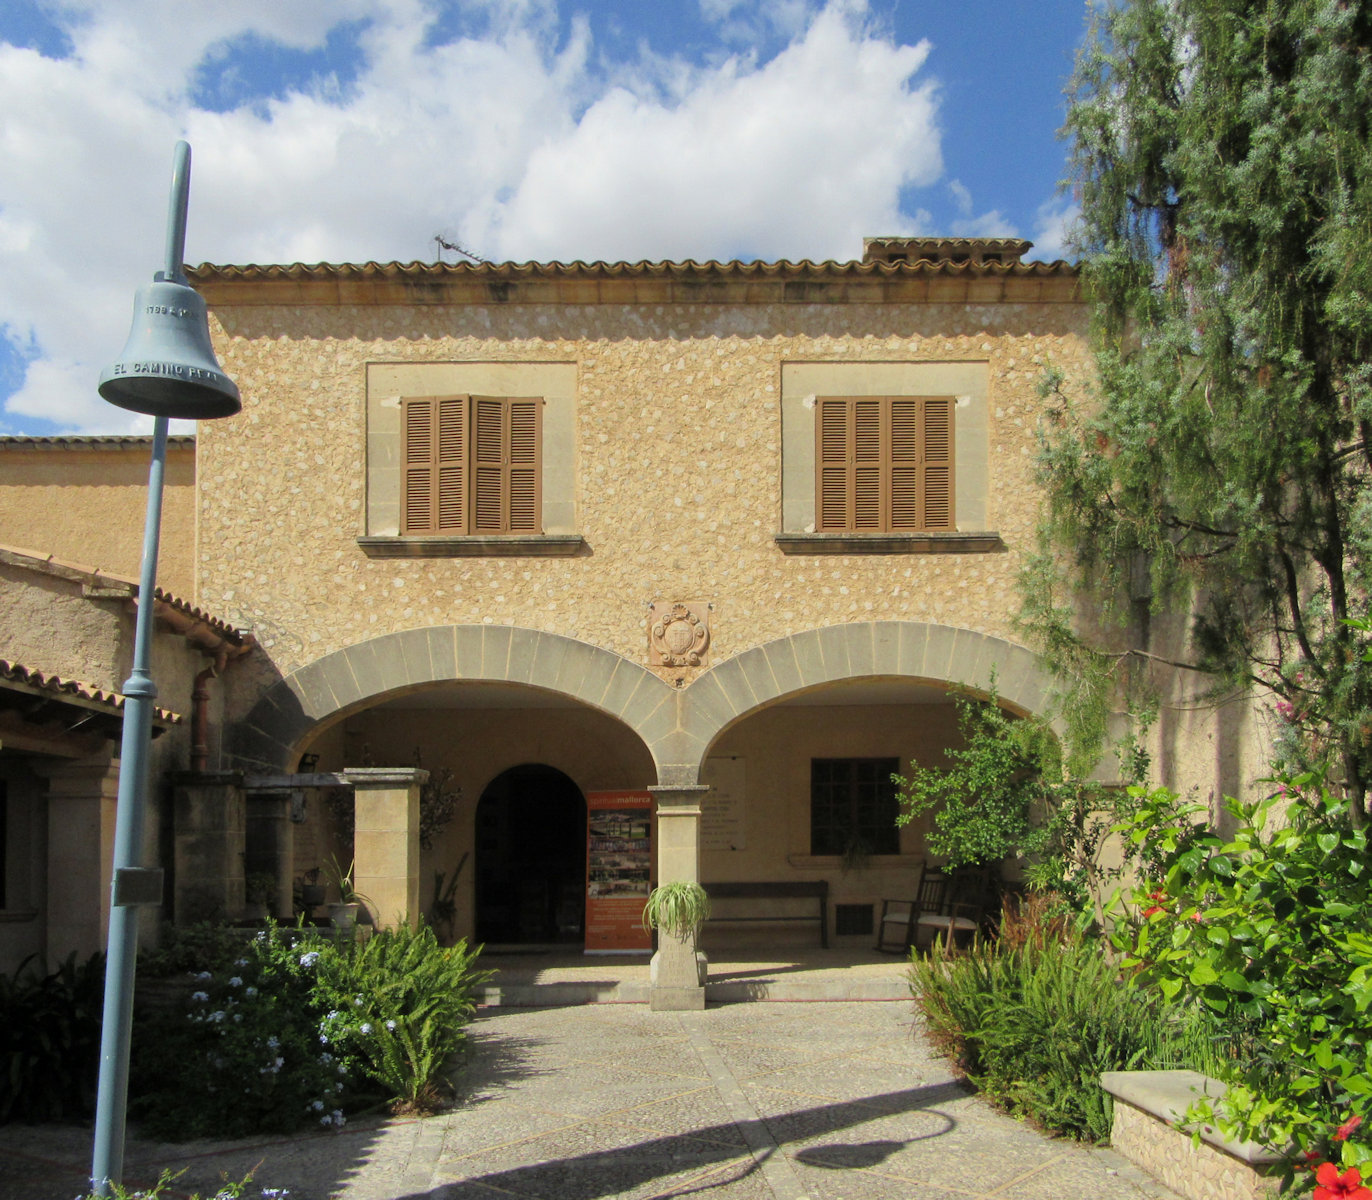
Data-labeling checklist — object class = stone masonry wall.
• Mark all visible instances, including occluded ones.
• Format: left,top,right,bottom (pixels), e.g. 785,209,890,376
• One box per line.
197,299,1089,678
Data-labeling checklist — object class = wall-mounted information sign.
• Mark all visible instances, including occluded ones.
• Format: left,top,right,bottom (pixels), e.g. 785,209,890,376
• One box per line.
584,790,653,954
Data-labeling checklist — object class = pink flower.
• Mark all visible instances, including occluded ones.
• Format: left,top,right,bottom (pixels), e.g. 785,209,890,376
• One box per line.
1335,1114,1363,1142
1314,1162,1372,1200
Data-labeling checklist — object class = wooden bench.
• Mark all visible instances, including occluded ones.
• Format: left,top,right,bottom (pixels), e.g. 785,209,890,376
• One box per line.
701,881,829,948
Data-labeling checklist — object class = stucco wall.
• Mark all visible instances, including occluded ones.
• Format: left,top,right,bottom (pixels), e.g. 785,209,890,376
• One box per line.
0,440,197,599
197,300,1089,676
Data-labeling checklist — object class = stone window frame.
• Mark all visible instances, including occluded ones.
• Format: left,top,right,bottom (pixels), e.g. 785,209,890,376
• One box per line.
360,362,582,558
778,361,1000,555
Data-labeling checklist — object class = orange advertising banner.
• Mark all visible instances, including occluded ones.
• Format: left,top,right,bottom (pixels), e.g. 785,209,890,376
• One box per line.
584,790,653,954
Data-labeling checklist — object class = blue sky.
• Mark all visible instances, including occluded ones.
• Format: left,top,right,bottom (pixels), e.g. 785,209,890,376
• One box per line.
0,0,1090,436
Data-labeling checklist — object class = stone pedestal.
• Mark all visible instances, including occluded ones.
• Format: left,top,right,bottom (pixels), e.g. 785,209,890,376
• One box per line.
648,783,708,1011
36,756,120,962
344,767,426,931
173,772,245,923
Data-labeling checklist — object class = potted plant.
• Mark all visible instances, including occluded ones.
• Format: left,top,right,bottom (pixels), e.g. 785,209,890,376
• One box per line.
296,867,327,911
322,854,372,933
243,872,277,921
642,880,711,988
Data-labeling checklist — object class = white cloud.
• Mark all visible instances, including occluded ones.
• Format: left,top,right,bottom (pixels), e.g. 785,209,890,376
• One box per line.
1031,197,1079,261
0,0,943,433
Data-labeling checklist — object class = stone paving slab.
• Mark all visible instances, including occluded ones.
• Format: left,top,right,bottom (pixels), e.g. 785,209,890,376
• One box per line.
0,1002,1182,1200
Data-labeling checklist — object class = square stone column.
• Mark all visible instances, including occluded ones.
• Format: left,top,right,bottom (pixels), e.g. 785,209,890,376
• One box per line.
173,772,246,923
648,783,709,1011
35,756,120,963
344,767,426,931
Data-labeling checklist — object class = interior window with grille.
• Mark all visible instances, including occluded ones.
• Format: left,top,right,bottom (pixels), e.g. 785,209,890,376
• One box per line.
814,396,953,532
810,757,900,856
401,395,542,535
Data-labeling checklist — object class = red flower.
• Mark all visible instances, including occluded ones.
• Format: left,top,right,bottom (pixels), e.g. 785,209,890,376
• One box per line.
1314,1162,1372,1200
1335,1115,1363,1142
1142,905,1165,917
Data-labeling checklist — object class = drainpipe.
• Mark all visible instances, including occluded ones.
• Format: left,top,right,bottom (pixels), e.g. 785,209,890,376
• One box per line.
149,597,254,772
190,659,219,773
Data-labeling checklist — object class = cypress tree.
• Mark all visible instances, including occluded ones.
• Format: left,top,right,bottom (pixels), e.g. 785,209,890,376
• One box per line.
1028,0,1372,824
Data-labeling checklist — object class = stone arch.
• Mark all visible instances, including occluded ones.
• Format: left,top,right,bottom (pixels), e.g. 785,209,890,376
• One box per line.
227,625,673,775
665,621,1056,782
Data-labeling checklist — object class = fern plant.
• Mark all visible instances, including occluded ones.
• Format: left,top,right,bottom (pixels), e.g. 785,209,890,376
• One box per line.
315,922,490,1110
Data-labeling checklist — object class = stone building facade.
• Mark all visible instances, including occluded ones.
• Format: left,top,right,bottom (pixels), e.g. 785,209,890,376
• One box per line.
4,236,1262,996
185,237,1087,971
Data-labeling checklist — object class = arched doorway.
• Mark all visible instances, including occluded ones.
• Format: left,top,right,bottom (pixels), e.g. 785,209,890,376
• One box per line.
475,764,587,945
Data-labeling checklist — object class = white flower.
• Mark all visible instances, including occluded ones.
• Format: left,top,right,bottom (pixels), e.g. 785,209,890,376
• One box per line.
229,976,243,987
299,951,319,968
385,1020,397,1031
311,1100,324,1111
195,971,213,981
191,991,209,1003
319,1052,333,1064
360,1023,372,1034
235,958,249,966
245,986,258,997
353,997,363,1007
267,1036,280,1050
209,1011,226,1023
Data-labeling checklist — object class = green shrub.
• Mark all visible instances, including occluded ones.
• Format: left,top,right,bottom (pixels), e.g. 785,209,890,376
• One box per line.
1115,778,1372,1183
313,925,489,1111
138,922,258,980
911,898,1222,1141
0,952,104,1123
130,924,352,1139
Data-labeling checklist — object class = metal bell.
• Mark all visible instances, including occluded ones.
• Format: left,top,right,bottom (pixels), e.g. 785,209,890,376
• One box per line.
98,140,240,421
99,279,240,419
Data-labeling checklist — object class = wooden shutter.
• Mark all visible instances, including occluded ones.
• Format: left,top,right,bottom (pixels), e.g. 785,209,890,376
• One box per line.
816,398,851,530
814,396,955,532
401,395,468,534
471,396,542,533
920,398,954,529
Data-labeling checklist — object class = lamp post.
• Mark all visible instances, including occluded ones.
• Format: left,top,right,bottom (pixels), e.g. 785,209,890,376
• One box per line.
90,141,240,1196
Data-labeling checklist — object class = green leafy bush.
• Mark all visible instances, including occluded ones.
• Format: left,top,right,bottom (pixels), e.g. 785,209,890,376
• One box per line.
313,925,489,1111
131,924,352,1139
911,897,1220,1141
138,922,258,980
1115,779,1372,1181
0,952,104,1123
893,688,1147,919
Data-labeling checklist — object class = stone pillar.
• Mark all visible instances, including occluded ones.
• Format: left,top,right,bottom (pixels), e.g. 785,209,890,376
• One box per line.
244,789,294,920
344,767,426,931
648,783,709,1011
173,772,245,923
36,756,120,963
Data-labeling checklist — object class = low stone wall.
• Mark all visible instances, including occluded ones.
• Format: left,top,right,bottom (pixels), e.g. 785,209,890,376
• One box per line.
1100,1071,1282,1200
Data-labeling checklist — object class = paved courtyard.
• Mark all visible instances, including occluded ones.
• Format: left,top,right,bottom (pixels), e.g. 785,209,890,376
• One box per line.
3,1000,1180,1200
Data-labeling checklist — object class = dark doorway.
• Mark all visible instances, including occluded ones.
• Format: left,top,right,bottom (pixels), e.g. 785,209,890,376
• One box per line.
475,764,586,945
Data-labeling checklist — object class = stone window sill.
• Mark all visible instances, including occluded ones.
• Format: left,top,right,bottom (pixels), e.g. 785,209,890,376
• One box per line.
357,535,586,559
775,532,1004,555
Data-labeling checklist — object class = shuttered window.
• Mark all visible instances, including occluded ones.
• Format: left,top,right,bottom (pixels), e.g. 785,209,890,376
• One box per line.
814,396,954,532
401,395,542,535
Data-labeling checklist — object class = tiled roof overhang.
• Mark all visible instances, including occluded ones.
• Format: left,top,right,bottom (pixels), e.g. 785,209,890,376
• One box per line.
0,435,195,451
0,544,251,651
0,658,180,758
189,255,1080,308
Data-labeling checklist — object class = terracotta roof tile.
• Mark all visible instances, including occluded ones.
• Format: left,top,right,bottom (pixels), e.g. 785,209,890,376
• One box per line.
0,658,182,725
0,435,195,450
